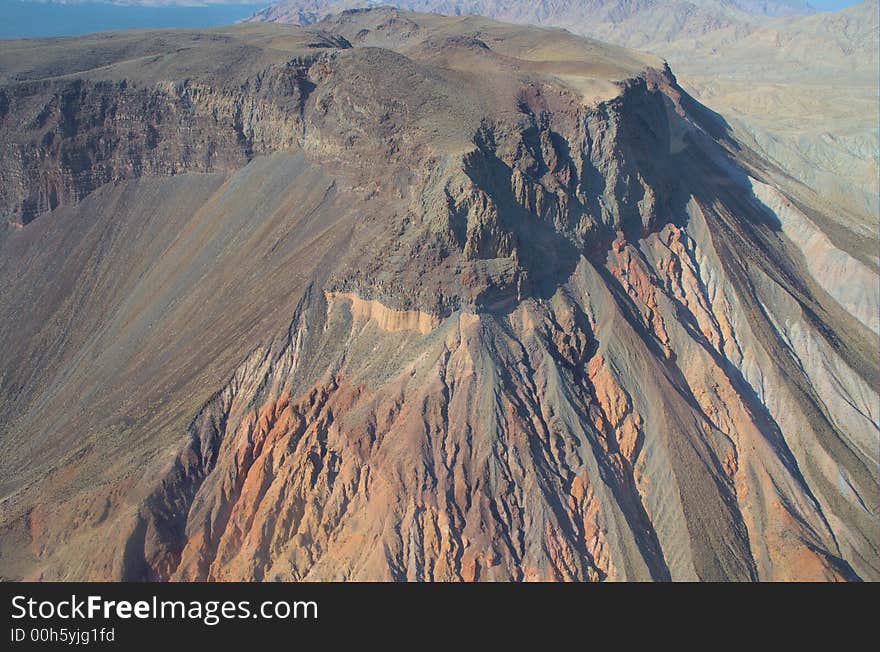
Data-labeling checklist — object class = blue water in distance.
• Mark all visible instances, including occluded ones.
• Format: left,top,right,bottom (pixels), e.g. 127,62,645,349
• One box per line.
0,1,270,39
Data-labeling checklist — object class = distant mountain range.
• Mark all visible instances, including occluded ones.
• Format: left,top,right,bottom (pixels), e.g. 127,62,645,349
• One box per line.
248,0,819,44
734,0,816,14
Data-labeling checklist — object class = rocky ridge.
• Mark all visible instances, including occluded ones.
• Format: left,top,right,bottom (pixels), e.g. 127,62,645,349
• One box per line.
248,0,880,229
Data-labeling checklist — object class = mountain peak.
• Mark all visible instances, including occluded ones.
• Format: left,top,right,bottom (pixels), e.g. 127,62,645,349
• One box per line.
0,8,876,583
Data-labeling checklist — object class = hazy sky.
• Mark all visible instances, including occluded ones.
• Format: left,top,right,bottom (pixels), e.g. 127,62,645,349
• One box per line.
7,0,869,9
809,0,864,9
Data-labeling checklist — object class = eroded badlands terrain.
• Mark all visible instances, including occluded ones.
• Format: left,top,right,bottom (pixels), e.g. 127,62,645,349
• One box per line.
0,10,877,581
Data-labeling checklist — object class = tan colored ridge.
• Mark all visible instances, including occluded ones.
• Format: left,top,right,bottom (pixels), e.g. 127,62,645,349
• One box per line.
326,291,440,335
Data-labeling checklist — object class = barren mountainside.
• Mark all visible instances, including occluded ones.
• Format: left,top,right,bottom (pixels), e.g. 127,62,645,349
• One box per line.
250,0,880,229
0,10,877,581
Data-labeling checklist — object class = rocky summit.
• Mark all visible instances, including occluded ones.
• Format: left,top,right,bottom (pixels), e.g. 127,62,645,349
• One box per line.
0,9,877,581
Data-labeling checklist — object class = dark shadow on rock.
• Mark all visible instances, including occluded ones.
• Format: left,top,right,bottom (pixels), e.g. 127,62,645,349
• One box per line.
464,127,583,311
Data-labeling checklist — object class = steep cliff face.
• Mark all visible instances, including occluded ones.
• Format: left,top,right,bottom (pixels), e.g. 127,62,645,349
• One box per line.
0,32,345,223
0,11,876,582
